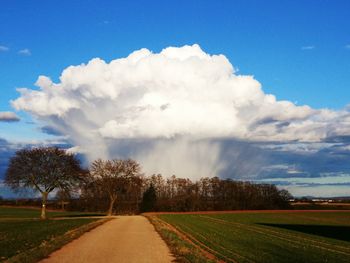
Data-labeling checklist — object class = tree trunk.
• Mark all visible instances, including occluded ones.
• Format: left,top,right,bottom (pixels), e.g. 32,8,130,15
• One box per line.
41,191,48,220
61,201,65,211
107,195,116,216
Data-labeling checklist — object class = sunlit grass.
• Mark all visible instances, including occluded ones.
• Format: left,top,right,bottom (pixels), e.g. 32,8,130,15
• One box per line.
158,211,350,263
0,206,106,262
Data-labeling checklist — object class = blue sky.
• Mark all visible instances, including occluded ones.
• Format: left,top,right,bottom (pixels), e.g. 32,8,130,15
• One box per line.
1,0,350,197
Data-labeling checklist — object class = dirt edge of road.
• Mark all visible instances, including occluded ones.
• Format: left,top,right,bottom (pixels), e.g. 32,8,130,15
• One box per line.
147,215,222,263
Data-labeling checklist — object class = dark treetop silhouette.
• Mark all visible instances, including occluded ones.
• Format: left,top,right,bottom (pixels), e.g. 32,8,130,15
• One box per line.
5,147,85,219
89,159,142,215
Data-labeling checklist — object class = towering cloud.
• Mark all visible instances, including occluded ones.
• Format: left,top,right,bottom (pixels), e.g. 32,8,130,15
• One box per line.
12,44,350,178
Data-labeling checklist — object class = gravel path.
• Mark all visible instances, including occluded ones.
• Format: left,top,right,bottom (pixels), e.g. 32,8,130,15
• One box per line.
40,216,175,263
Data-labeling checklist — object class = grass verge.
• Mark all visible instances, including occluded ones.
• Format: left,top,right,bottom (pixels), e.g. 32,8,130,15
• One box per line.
0,206,104,218
146,215,217,263
2,218,110,263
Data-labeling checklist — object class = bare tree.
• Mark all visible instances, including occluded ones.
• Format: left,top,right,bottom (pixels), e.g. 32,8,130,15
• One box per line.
90,159,141,216
5,147,85,219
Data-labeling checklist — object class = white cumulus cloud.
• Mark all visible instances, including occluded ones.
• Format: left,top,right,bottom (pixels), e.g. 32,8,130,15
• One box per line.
11,44,350,177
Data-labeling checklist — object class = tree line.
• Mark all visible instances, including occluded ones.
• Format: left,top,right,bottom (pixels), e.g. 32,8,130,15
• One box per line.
5,147,292,218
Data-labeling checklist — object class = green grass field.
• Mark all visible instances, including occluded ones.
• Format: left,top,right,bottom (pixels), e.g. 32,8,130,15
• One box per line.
0,206,104,219
157,211,350,263
0,206,105,262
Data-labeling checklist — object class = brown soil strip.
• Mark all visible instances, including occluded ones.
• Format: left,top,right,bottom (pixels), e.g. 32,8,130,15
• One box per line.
144,209,350,216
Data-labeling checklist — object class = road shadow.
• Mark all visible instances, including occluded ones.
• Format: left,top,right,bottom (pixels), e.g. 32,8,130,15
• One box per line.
257,223,350,242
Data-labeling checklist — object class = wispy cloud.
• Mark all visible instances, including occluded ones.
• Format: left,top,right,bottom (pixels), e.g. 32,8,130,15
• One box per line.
0,111,20,122
301,46,315,50
0,45,9,52
258,173,350,186
18,48,31,56
345,44,350,49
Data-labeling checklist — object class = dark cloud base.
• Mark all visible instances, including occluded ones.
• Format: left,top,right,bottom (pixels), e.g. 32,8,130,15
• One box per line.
1,137,350,198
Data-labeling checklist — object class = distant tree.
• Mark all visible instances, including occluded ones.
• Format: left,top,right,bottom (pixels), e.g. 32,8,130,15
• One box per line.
90,159,141,216
278,189,293,201
277,189,293,208
5,147,85,219
55,188,72,210
140,184,157,212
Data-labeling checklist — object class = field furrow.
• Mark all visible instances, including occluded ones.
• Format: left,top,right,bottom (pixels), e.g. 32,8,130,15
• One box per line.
198,215,350,255
157,211,350,263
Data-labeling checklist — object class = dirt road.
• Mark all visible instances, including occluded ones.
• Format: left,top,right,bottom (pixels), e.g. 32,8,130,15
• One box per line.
41,216,175,263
